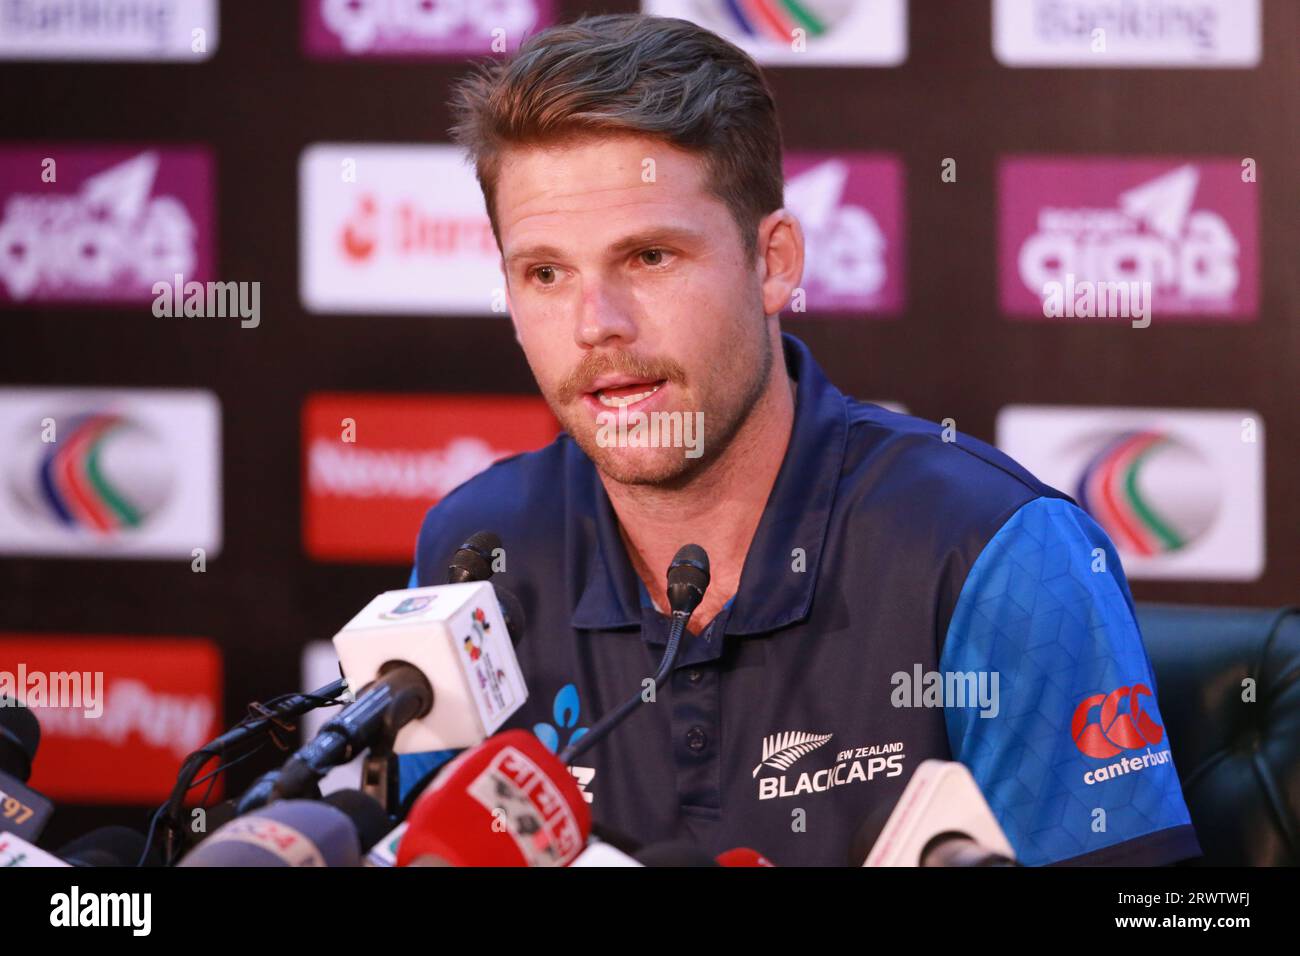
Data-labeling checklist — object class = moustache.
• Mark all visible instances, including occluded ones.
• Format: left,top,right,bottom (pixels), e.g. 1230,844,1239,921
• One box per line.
556,352,688,405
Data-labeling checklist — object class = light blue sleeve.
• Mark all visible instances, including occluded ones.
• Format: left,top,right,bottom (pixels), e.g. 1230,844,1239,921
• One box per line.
941,497,1200,866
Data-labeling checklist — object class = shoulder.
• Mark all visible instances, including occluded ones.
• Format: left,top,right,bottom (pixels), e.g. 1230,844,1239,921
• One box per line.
837,399,1072,536
828,400,1079,637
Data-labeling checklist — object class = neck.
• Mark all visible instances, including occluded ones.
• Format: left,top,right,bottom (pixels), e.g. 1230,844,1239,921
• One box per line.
600,335,796,633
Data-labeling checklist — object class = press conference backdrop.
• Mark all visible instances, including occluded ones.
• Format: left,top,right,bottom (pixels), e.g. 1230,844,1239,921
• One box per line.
0,1,1295,843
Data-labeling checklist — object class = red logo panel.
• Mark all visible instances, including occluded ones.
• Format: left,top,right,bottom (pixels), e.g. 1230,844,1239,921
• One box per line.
303,393,558,562
0,635,222,803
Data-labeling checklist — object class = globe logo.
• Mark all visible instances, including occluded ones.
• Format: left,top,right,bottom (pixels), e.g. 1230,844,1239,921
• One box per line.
1073,429,1220,556
689,0,857,44
8,411,173,538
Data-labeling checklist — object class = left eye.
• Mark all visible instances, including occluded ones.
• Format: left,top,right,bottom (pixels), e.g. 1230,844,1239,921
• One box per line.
639,249,668,266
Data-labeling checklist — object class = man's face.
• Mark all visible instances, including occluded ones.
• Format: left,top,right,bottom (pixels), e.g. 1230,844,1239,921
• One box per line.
495,133,774,486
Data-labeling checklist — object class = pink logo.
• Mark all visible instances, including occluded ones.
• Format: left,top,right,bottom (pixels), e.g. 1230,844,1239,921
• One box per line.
0,146,214,305
302,0,556,58
784,153,905,316
999,157,1258,321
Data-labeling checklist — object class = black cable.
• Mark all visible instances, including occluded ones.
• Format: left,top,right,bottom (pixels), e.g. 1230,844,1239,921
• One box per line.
153,684,349,865
558,609,690,765
140,742,271,867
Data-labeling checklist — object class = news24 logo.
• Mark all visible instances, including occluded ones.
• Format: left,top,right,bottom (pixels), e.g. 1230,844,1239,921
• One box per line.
302,392,557,562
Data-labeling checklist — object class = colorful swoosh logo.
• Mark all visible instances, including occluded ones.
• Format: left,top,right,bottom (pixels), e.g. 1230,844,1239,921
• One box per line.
717,0,833,40
38,414,145,533
1075,430,1185,556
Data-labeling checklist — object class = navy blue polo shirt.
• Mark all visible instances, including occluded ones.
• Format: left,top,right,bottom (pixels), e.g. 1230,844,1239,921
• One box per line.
400,333,1200,867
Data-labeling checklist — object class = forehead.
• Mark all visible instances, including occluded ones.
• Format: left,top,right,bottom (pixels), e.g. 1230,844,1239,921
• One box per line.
494,133,728,253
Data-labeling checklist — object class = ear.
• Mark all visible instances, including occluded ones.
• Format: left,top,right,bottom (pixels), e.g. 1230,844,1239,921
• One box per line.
756,209,805,317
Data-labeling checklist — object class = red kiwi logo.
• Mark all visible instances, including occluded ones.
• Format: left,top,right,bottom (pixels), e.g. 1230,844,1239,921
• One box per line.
1071,684,1165,759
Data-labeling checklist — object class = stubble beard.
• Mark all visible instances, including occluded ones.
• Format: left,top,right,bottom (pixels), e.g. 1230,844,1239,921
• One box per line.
546,322,776,490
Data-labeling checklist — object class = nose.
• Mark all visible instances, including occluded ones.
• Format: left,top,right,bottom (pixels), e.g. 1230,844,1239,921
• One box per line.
574,274,638,350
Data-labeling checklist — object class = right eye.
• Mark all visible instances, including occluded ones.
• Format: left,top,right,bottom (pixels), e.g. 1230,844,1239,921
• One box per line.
528,265,558,285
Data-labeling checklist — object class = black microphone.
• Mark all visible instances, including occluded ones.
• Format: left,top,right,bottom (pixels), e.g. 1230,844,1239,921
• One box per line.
322,789,391,854
59,826,162,867
159,677,349,864
236,666,434,815
492,583,526,648
0,696,39,781
666,544,709,617
559,544,711,765
447,530,502,583
0,697,55,842
634,840,719,867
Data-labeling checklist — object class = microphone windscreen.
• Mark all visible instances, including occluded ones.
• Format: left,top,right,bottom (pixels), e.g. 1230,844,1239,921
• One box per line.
633,840,718,867
398,730,590,867
58,826,156,867
323,789,391,853
666,544,710,614
180,800,361,867
716,847,776,867
492,584,526,647
0,697,41,781
848,800,896,866
447,531,502,583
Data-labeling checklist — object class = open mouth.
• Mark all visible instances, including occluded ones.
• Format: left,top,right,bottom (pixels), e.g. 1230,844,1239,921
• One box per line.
588,379,667,409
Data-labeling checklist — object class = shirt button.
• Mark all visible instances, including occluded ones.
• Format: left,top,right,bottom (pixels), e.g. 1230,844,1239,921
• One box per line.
687,669,703,684
686,726,707,752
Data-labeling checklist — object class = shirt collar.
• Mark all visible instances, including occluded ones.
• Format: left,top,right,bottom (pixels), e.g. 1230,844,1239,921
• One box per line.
570,332,848,635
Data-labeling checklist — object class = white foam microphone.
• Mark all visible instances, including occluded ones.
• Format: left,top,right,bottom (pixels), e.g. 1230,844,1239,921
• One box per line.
856,760,1017,867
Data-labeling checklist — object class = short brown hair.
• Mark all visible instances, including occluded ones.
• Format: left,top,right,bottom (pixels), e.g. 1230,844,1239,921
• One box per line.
449,14,785,259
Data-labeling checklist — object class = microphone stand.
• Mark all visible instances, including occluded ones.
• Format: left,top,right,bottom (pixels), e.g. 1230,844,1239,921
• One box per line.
161,678,349,865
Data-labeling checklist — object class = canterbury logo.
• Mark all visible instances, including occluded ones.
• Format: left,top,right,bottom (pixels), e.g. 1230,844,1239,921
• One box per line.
752,731,833,777
1071,684,1165,759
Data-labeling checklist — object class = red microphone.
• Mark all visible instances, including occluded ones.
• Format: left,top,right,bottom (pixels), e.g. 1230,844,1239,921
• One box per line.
716,847,777,867
397,730,591,867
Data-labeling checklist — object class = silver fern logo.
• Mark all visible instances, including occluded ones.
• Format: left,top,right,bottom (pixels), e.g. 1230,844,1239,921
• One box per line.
752,731,834,777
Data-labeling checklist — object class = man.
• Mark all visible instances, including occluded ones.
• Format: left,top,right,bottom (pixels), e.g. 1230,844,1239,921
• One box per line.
400,14,1200,866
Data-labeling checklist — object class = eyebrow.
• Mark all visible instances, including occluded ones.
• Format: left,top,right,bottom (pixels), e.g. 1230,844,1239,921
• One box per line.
504,226,708,267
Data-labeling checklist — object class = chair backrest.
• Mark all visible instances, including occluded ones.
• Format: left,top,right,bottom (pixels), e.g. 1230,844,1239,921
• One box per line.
1136,603,1300,866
